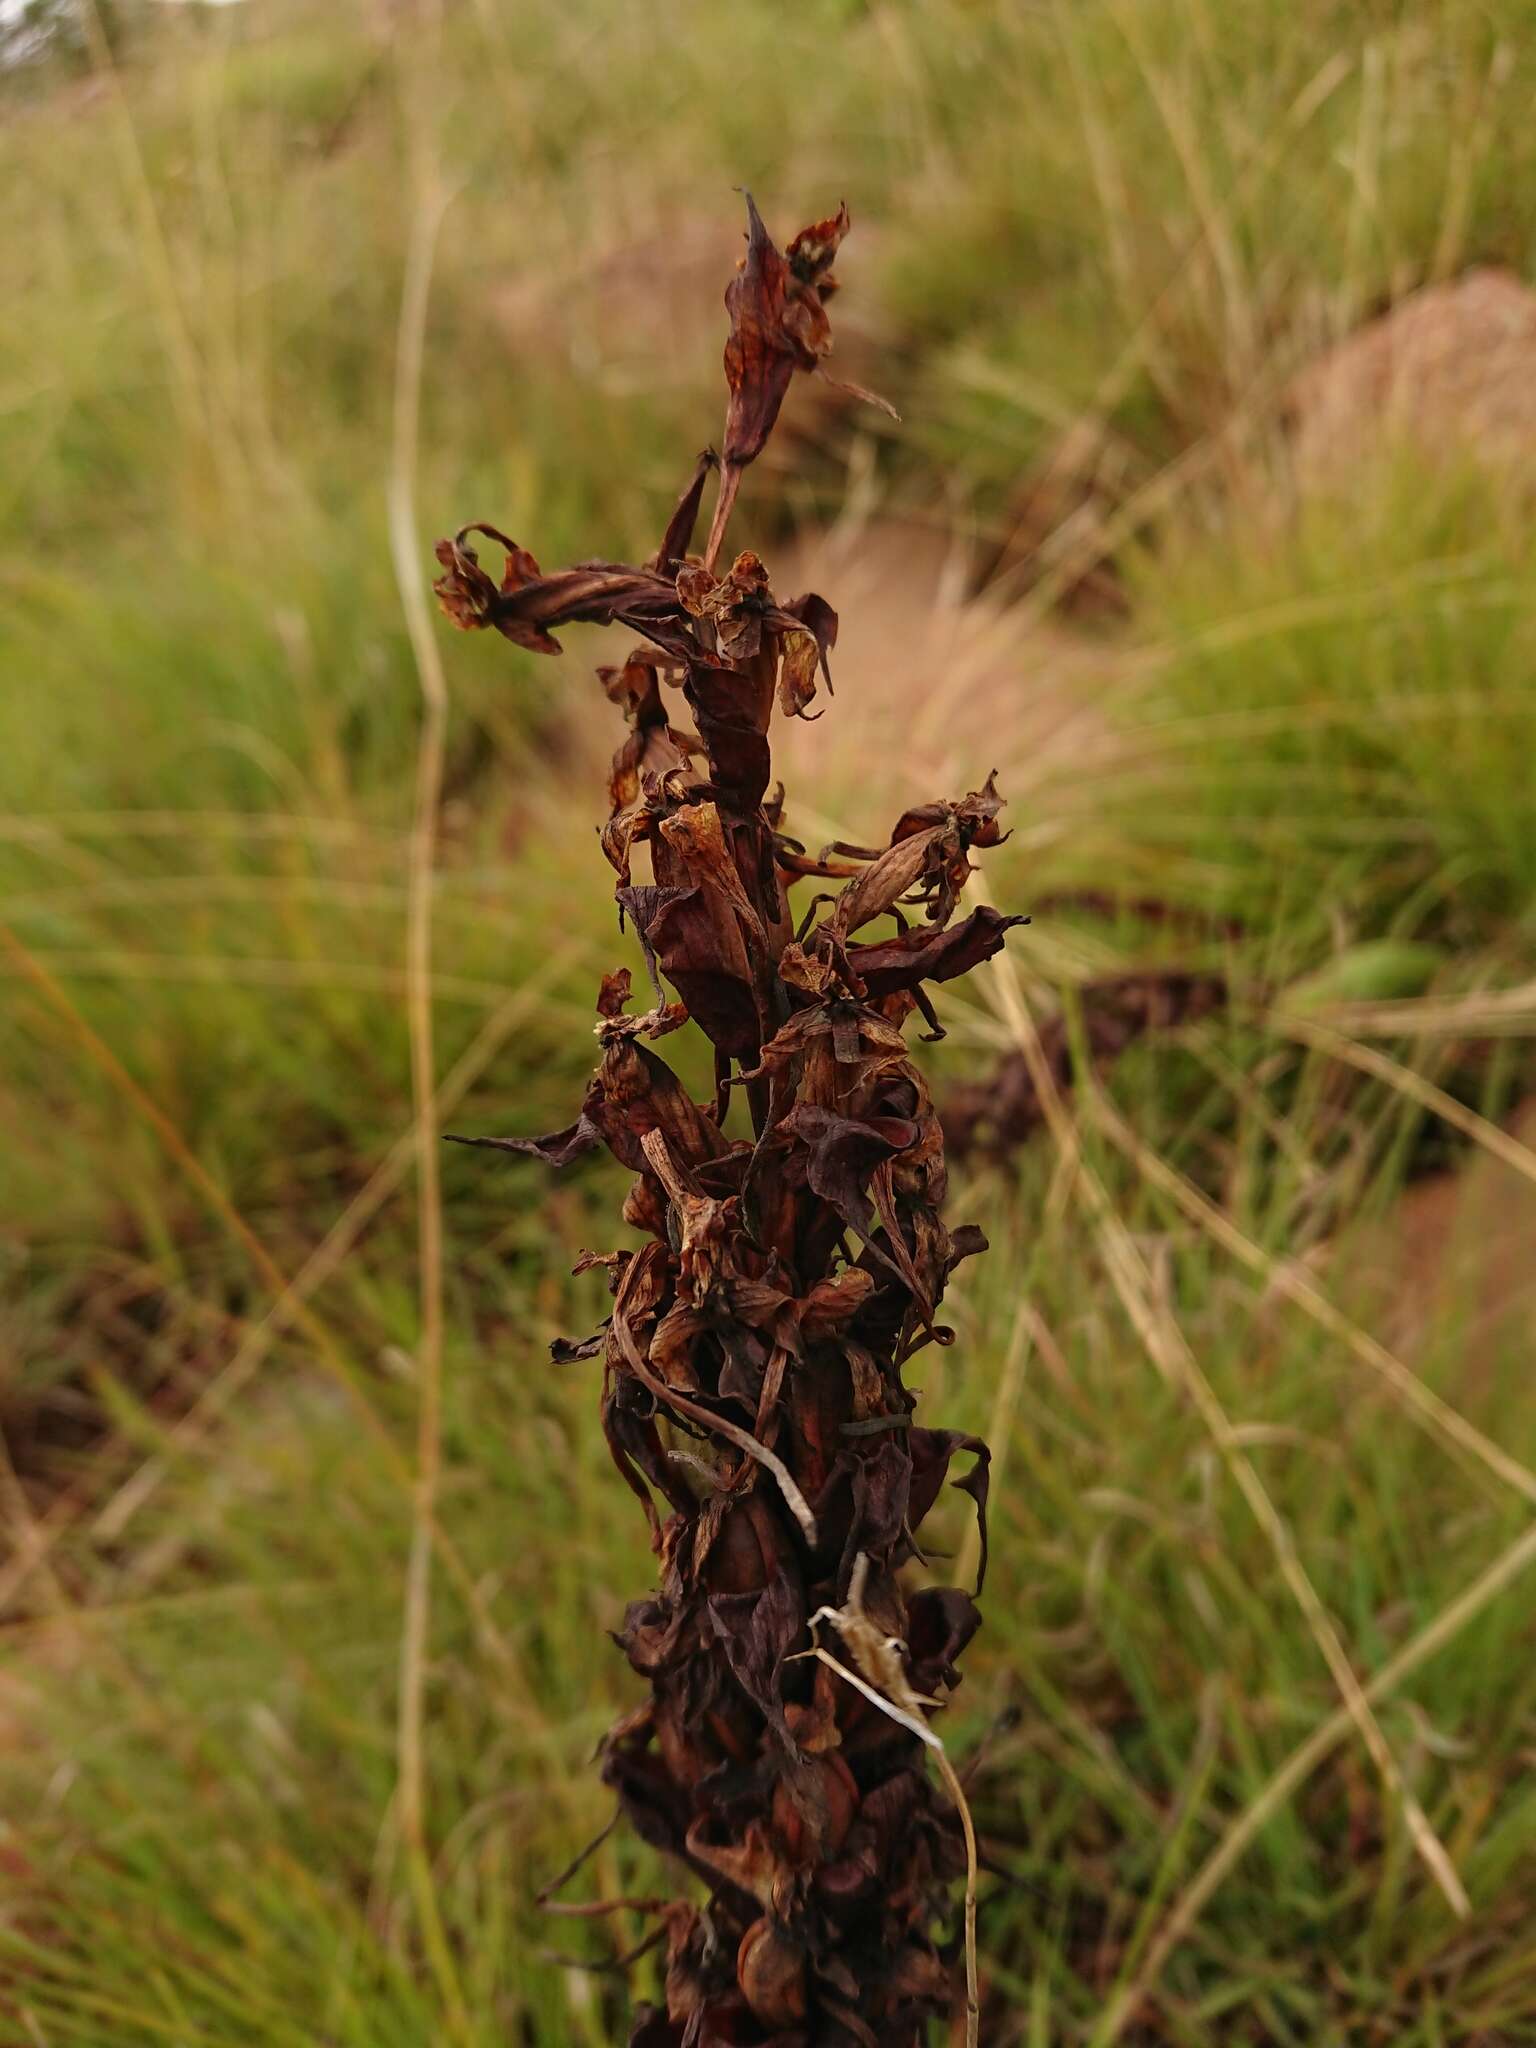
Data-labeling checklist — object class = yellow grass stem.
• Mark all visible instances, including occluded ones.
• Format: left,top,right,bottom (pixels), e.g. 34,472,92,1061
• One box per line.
1091,1512,1536,2045
386,167,470,2037
986,950,1472,1920
1087,1084,1536,1505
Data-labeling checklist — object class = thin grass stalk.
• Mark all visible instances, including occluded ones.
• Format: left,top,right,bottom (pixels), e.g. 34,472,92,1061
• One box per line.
0,920,518,1677
389,167,474,2035
1092,1512,1536,2046
984,949,1470,1920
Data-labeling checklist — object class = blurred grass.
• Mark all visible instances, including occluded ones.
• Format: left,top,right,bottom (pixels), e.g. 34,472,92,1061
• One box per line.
3,0,1536,2042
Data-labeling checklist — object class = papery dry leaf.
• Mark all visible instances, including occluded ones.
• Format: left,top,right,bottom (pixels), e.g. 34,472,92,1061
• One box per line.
619,879,763,1059
444,1105,603,1167
777,592,838,720
683,662,776,811
846,905,1030,998
651,447,720,574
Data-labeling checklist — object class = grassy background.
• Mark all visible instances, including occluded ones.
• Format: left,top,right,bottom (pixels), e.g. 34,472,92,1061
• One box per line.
3,1,1536,2041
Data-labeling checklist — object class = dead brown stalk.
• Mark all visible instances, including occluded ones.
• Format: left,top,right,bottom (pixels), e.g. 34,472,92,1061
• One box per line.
436,196,1022,2045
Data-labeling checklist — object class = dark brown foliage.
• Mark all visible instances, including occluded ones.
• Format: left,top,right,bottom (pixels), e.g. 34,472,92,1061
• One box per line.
944,970,1228,1161
437,200,1022,2045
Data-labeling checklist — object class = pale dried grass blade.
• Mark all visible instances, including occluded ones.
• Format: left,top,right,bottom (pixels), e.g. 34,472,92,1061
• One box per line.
986,953,1471,1920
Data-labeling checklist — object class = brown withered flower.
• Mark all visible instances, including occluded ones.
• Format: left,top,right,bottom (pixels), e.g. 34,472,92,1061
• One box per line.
721,197,848,474
705,193,895,571
438,199,1024,2047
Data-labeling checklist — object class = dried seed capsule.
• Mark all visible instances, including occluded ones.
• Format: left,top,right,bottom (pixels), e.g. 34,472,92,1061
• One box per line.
737,1915,808,2026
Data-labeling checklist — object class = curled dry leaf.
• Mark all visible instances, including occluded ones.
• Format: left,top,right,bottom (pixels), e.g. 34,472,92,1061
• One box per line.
435,198,1024,2048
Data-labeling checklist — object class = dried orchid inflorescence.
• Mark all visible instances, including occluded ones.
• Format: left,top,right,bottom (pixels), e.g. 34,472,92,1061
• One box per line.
438,194,1024,2046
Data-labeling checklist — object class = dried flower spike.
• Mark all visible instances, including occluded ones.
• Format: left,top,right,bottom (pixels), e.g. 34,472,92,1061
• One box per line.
437,198,1023,2047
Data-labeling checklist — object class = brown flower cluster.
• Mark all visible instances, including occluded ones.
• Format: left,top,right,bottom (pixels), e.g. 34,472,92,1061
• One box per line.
438,197,1025,2046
